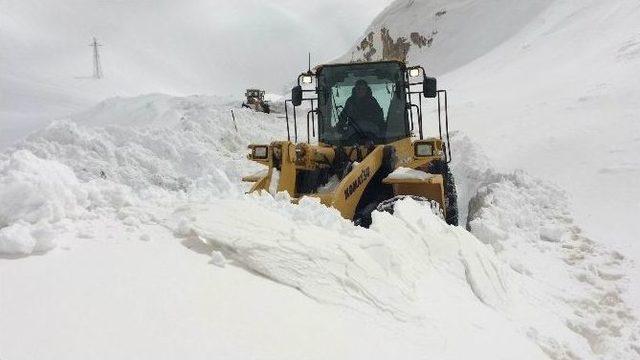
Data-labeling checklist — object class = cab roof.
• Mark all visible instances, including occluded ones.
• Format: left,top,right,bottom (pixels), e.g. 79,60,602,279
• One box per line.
314,60,407,74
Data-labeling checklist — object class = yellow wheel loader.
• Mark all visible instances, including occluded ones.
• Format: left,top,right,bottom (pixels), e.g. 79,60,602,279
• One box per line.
242,60,457,227
242,89,271,113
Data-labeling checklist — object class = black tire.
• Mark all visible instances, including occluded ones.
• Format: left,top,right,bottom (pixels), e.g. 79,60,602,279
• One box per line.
353,145,397,228
428,160,458,226
353,202,380,228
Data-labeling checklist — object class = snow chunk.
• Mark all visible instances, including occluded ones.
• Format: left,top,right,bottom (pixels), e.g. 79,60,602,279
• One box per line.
317,175,340,193
268,170,280,195
210,250,227,268
0,221,55,256
0,150,88,227
174,195,513,320
0,150,89,255
386,167,435,181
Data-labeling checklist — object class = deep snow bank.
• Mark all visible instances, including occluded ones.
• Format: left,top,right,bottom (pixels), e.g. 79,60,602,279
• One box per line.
469,171,639,358
0,150,132,255
451,135,640,359
174,195,511,321
0,94,286,255
27,94,283,190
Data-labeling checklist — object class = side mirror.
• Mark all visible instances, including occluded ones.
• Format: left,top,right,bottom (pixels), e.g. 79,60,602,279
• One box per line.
423,76,437,98
292,85,303,106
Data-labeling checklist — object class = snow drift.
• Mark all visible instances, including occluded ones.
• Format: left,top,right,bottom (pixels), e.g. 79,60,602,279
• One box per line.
174,195,512,321
452,135,640,358
0,151,82,255
0,94,285,256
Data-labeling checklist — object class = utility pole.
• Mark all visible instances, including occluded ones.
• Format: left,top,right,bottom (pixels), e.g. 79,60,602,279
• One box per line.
90,37,103,79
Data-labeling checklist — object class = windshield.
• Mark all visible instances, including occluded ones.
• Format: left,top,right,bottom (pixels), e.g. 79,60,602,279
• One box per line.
317,62,408,146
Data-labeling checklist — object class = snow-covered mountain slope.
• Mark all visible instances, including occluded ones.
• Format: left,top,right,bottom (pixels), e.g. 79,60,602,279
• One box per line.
343,0,640,309
340,0,552,73
1,95,638,359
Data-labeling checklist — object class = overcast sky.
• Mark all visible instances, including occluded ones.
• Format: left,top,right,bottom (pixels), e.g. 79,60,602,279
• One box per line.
0,0,392,147
2,0,392,92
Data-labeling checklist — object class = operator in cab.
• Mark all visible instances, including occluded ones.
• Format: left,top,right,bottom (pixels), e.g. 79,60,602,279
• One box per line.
336,79,385,141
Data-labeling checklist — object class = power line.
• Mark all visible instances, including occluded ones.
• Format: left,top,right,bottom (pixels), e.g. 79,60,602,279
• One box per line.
90,37,103,79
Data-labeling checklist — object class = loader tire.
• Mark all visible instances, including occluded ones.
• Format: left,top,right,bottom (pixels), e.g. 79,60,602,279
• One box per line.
352,145,397,228
428,160,458,226
353,202,380,228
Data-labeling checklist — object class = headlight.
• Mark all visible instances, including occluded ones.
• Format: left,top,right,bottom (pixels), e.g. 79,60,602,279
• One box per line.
301,75,313,84
252,145,268,159
414,143,433,157
408,67,421,78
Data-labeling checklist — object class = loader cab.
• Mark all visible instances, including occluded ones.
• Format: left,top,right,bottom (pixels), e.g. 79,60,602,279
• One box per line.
316,61,409,146
287,60,443,152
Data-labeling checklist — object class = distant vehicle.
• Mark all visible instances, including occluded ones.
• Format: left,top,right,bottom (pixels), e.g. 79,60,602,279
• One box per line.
242,89,271,114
